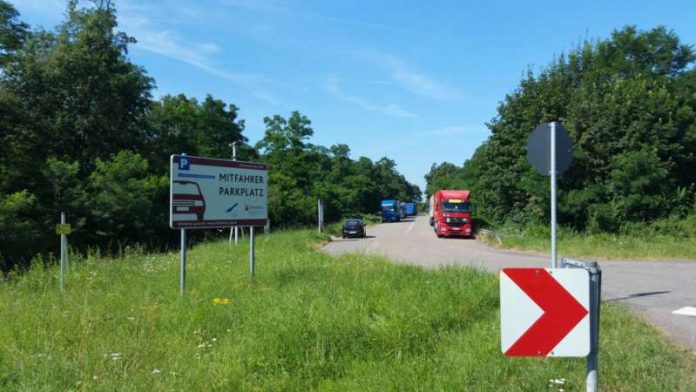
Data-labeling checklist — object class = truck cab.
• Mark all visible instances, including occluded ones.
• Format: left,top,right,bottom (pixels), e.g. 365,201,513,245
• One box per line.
433,190,473,237
381,200,400,222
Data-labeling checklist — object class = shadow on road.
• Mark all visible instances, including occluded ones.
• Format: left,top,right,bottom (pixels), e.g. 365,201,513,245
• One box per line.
381,217,417,223
606,291,672,302
339,235,376,240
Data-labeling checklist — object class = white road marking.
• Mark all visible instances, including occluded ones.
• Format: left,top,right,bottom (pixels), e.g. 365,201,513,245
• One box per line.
406,219,416,234
672,307,696,317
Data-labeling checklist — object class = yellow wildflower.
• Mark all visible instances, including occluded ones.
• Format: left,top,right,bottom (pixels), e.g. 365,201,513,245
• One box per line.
213,297,231,305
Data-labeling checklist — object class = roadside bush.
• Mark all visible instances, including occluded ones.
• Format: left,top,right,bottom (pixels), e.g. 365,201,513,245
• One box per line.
0,191,41,272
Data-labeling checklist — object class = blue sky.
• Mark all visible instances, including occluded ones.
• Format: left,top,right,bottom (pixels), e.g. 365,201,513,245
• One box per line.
12,0,696,192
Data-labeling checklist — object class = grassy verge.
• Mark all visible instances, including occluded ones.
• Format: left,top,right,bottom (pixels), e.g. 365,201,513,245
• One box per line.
480,222,696,260
0,230,693,390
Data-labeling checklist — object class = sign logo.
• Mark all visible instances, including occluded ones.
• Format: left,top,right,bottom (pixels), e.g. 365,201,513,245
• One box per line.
179,157,190,171
500,268,589,357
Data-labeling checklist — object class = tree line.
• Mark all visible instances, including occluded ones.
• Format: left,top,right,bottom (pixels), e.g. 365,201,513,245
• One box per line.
425,25,696,233
0,1,420,272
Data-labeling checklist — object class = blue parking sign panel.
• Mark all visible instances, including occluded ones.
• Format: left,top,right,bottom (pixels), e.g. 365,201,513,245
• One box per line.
178,157,190,171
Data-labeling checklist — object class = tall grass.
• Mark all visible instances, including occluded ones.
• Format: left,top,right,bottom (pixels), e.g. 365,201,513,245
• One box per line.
487,214,696,260
0,230,693,390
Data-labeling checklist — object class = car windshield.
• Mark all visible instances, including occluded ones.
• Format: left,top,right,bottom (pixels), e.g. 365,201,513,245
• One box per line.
174,182,201,195
345,220,362,227
442,201,470,212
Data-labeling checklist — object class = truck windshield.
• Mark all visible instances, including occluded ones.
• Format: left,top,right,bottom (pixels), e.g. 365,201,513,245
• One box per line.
382,206,395,212
442,202,470,212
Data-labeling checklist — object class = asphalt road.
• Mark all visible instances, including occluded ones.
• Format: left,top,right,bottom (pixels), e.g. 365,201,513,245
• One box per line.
323,215,696,352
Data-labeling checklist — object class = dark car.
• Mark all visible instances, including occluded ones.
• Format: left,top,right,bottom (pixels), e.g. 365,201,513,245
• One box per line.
342,219,366,238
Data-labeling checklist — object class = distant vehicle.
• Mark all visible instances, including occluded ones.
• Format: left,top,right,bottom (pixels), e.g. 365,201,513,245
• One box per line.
433,190,472,238
342,219,366,238
429,195,435,226
399,202,408,219
172,180,206,221
381,200,400,222
406,202,417,216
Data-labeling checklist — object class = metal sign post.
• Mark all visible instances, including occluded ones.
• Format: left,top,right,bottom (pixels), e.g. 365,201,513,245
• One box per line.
318,199,325,233
249,226,255,278
550,122,557,268
180,228,187,297
527,121,573,267
60,212,67,292
562,258,602,392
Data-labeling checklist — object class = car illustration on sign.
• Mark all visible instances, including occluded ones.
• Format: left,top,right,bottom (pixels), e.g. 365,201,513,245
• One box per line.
172,180,206,221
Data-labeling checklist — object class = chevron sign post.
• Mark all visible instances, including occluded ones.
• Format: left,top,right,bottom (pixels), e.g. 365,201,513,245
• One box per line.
500,268,590,357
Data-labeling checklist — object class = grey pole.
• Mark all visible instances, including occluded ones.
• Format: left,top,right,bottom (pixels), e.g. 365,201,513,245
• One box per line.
180,228,187,296
249,226,255,278
550,122,558,268
586,262,602,392
60,212,66,292
562,258,601,392
318,199,323,233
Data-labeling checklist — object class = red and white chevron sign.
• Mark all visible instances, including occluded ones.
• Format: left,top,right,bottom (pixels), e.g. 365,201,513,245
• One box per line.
500,268,590,357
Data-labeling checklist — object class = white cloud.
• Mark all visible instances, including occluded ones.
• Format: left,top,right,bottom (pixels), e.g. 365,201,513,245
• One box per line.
196,42,221,54
119,10,279,105
392,71,457,100
252,91,280,105
362,51,459,100
323,75,417,119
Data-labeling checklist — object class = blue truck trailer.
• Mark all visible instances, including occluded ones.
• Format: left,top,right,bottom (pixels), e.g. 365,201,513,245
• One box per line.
406,202,417,216
381,200,400,222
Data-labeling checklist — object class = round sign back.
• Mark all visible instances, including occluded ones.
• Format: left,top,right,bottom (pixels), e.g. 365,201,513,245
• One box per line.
526,122,573,175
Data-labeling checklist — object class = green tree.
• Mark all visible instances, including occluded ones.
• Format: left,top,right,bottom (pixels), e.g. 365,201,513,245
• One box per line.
256,112,420,227
146,94,246,172
427,25,696,231
2,0,153,185
84,151,168,249
0,0,27,67
0,191,40,271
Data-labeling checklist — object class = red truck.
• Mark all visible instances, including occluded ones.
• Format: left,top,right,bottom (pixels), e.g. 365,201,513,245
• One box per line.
432,190,473,238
